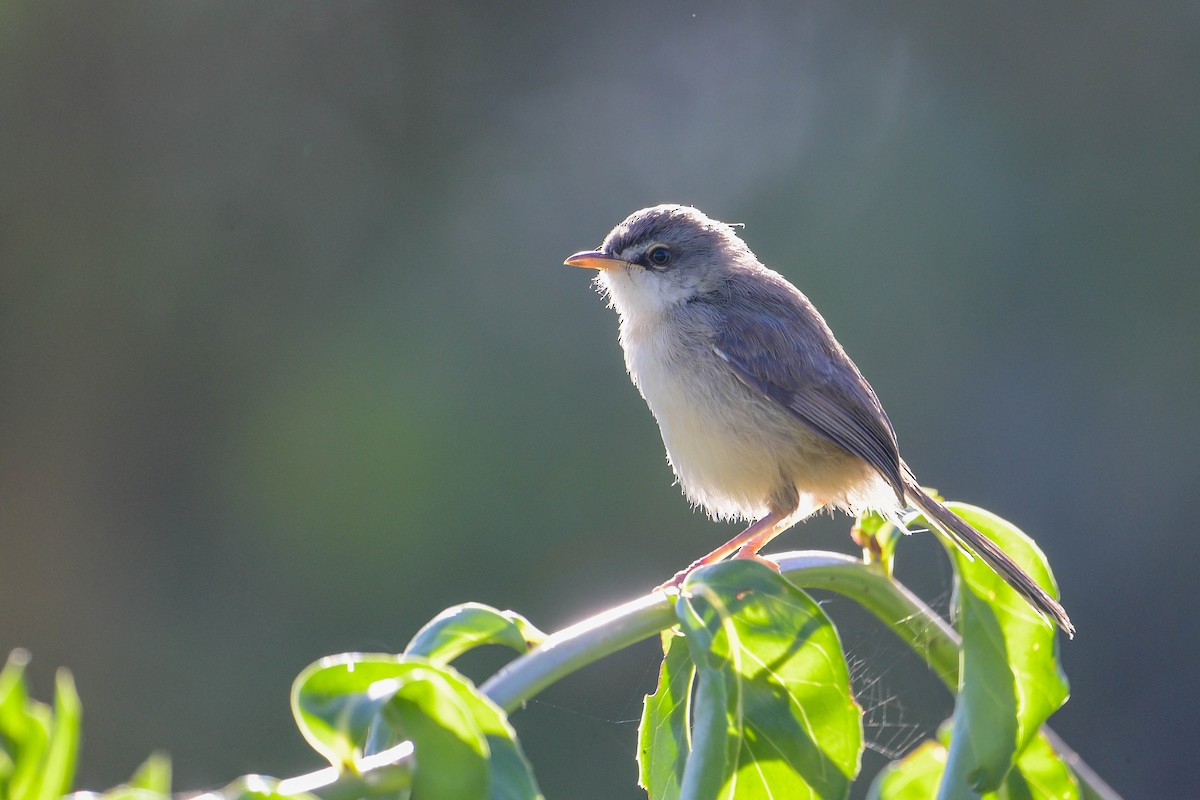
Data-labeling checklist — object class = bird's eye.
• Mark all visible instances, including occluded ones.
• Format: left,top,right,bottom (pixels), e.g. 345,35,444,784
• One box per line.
647,246,672,267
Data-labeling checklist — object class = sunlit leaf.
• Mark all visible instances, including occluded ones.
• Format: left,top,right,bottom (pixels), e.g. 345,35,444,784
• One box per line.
36,668,81,800
373,663,541,800
867,740,946,800
126,752,171,793
1,649,52,800
291,653,540,800
853,510,901,577
869,732,1079,800
0,650,32,790
675,560,863,799
997,733,1080,800
377,672,489,800
679,637,732,800
930,504,1069,794
83,752,173,800
0,650,32,736
638,632,694,800
292,653,413,768
404,603,545,665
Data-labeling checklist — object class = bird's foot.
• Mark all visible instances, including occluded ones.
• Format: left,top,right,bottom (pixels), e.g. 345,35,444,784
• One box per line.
654,513,788,592
655,549,781,592
655,561,704,592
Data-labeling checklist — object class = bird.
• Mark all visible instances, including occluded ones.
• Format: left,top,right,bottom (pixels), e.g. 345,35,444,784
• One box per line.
564,204,1073,637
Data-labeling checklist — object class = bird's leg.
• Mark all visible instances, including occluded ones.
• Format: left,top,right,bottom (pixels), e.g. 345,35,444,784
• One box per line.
657,511,786,590
731,494,825,567
730,520,790,572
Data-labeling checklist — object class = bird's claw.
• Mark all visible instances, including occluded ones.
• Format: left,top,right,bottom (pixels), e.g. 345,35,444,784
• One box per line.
655,567,693,593
655,549,780,593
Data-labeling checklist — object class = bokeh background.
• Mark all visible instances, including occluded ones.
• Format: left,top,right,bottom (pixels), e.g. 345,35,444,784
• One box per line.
2,2,1195,797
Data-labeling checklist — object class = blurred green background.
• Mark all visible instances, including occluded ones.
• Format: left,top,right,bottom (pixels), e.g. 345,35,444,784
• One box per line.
2,2,1194,797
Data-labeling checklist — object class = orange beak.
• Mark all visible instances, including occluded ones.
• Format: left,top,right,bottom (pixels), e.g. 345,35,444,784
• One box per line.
564,250,629,271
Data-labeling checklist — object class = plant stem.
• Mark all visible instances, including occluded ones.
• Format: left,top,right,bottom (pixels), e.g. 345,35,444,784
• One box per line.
480,551,959,710
278,549,1119,800
480,591,677,712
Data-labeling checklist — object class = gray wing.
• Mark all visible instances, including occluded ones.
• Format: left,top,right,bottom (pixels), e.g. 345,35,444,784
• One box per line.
708,274,905,501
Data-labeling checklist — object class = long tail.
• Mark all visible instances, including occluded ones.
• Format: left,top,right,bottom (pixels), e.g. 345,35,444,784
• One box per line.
904,477,1074,638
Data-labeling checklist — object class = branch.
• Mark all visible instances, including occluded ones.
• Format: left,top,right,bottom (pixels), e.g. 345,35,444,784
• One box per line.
268,550,1119,800
480,551,956,709
480,591,676,712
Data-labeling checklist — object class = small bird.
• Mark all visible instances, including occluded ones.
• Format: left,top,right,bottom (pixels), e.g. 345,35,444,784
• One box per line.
565,204,1073,636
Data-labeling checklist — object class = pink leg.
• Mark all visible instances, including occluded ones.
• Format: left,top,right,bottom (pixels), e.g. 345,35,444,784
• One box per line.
658,511,786,590
732,521,789,559
730,520,791,572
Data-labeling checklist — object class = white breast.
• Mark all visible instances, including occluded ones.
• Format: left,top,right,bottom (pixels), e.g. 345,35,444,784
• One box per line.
618,311,790,522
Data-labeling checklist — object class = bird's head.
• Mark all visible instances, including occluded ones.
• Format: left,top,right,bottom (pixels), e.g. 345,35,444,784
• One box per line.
565,204,756,317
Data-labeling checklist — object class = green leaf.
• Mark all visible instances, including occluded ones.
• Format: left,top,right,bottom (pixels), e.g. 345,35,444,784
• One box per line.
0,650,31,790
679,636,732,800
126,752,172,793
374,663,541,800
0,650,52,800
869,733,1080,800
291,653,541,800
638,632,694,800
867,740,947,800
405,603,545,665
932,504,1070,795
292,653,414,768
88,752,172,800
0,650,32,734
377,672,489,800
0,656,83,800
36,668,81,800
675,560,863,799
995,733,1080,800
852,510,902,577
